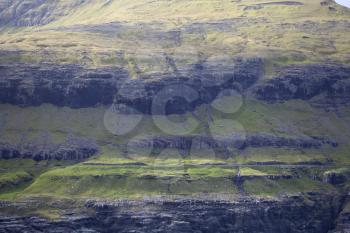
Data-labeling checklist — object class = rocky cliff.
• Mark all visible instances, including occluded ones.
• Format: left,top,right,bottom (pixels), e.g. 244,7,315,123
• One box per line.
253,64,350,108
0,135,98,161
0,193,346,233
0,58,263,114
1,61,350,113
128,133,337,151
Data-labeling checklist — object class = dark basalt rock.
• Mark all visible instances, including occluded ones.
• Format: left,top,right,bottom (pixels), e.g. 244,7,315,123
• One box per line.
323,170,350,185
0,193,345,233
330,198,350,233
0,58,264,114
123,57,262,115
253,64,350,108
0,136,99,161
1,61,348,113
0,64,127,108
127,133,337,151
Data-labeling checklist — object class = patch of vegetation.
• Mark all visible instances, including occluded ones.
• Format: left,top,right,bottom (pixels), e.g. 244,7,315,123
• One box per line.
239,168,267,176
0,0,349,68
21,164,238,199
0,97,349,199
244,177,334,196
0,159,78,200
0,171,32,190
1,98,348,165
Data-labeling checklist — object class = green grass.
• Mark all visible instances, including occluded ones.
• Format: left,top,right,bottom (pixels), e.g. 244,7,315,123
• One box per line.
1,98,349,165
16,162,337,199
240,167,267,176
20,164,239,199
0,159,79,200
0,171,32,189
1,97,350,199
244,177,335,196
0,0,349,68
26,163,237,179
0,182,32,200
0,0,349,203
234,147,331,165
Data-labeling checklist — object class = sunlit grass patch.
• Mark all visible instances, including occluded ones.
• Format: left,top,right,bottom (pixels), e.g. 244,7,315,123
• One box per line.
244,177,334,196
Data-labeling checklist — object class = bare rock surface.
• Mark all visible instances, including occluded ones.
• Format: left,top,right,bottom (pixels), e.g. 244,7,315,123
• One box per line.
0,193,347,233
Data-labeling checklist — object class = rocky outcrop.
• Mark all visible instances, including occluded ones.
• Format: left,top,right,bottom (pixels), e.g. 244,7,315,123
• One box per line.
0,215,97,233
0,64,126,108
330,198,350,233
0,58,263,114
253,64,350,108
323,169,350,185
128,133,337,151
1,62,349,112
0,193,345,233
0,136,99,161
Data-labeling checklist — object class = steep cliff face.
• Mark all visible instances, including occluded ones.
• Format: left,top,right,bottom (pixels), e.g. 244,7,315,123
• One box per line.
253,64,350,108
128,134,337,151
0,193,345,233
0,58,263,114
0,64,126,108
0,136,99,161
1,61,350,113
85,195,342,233
331,198,350,233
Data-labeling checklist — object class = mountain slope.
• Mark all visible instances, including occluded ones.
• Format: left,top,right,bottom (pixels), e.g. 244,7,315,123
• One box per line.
1,2,350,231
0,0,89,27
0,0,349,69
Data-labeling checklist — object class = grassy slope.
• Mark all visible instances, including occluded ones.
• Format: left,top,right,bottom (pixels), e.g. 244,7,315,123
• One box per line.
0,99,349,200
0,0,349,70
0,0,349,201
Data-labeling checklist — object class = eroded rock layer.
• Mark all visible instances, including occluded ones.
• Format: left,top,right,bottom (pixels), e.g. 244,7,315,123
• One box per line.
0,193,346,233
